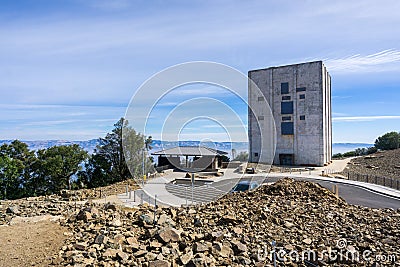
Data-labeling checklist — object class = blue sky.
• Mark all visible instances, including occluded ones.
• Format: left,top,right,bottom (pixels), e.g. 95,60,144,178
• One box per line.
1,0,399,143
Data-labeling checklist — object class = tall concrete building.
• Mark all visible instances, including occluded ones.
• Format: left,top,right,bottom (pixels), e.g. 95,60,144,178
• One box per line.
248,61,332,166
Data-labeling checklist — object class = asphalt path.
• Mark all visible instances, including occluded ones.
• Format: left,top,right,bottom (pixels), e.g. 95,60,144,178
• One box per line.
135,175,400,209
265,176,400,209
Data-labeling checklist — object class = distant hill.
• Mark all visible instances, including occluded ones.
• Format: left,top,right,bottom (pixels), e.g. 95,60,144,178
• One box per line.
0,139,372,156
332,143,373,154
0,139,248,156
0,139,101,154
149,140,248,155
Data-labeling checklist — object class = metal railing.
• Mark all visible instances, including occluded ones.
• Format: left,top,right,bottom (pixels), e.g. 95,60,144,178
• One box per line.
342,171,400,191
277,167,400,191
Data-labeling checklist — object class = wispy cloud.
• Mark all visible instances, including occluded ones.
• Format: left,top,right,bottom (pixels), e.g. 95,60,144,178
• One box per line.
167,85,229,97
333,115,400,122
326,49,400,73
22,118,117,127
1,1,400,142
155,102,179,107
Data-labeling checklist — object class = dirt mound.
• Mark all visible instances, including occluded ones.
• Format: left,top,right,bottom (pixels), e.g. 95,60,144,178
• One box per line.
345,149,400,179
0,195,73,225
0,179,138,225
262,178,341,201
60,179,139,201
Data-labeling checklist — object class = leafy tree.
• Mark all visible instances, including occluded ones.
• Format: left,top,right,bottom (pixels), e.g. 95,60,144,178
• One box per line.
143,136,154,173
105,118,132,181
79,118,154,188
0,140,36,198
99,118,132,182
77,153,112,188
366,146,378,154
342,151,356,157
145,136,153,151
123,121,154,178
233,151,249,162
354,148,366,156
0,155,20,199
374,131,400,150
37,145,88,193
332,153,343,159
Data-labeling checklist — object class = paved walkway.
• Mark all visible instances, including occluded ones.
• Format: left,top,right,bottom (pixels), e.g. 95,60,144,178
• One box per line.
266,176,400,209
267,173,400,199
118,172,184,207
272,157,355,175
117,158,400,208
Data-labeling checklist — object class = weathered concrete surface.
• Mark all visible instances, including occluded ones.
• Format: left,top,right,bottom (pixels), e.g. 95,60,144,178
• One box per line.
249,61,332,166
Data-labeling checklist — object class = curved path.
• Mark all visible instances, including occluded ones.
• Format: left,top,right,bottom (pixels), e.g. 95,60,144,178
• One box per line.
119,158,400,209
266,176,400,209
160,175,400,209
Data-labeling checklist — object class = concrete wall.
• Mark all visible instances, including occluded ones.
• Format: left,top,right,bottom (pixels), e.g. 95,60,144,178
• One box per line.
248,61,332,166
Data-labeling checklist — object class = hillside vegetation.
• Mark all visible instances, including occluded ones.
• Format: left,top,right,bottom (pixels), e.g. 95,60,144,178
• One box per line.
333,131,400,159
0,118,153,200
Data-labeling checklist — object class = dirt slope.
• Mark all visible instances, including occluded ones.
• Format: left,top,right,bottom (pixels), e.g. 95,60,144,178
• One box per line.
0,221,66,267
345,148,400,179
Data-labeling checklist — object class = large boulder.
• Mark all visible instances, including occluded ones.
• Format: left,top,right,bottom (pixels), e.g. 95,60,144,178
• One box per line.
158,227,181,243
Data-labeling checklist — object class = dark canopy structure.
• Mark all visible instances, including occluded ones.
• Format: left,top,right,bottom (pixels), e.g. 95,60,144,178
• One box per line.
152,146,227,171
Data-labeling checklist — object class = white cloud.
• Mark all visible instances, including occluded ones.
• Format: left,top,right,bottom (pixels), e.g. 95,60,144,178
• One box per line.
333,115,400,122
325,49,400,73
166,85,231,97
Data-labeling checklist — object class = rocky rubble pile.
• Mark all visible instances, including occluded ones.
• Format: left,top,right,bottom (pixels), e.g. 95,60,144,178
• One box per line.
60,180,139,201
0,194,74,225
54,178,399,266
0,179,138,224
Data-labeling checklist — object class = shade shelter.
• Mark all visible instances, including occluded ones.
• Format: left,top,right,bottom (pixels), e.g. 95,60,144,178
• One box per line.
152,146,228,172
